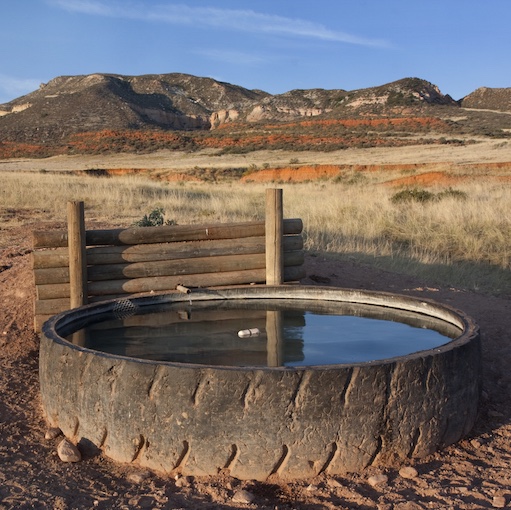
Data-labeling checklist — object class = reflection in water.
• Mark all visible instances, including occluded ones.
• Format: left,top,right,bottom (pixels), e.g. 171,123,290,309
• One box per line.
66,299,461,367
266,310,283,367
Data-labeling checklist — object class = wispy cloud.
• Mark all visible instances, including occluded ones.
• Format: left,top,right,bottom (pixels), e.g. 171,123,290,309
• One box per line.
47,0,390,48
47,0,114,16
0,75,41,103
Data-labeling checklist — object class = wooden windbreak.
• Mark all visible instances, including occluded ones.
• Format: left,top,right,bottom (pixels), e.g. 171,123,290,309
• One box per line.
32,190,305,331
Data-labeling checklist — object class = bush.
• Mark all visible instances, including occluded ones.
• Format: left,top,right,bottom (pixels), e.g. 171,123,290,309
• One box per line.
437,188,468,200
391,187,468,204
391,188,436,204
134,208,176,227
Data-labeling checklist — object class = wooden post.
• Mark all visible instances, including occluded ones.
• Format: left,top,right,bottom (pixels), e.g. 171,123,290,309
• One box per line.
67,201,88,308
265,188,283,285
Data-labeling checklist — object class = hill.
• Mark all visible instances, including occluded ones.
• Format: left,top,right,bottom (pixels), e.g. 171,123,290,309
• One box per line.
461,86,511,112
0,73,510,157
0,73,268,142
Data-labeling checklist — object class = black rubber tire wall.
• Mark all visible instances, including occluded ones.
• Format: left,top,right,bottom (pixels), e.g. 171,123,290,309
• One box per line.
39,286,481,480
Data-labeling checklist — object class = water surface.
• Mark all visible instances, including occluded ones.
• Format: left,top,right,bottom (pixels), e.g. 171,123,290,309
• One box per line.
67,299,461,367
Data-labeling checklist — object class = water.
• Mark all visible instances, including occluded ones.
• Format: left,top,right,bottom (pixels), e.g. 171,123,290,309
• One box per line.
67,299,461,367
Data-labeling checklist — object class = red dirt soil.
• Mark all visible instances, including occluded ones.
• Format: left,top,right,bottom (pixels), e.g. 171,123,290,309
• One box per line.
33,160,511,186
241,161,511,184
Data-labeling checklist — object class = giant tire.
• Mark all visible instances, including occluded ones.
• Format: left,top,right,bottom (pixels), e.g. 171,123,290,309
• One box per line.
39,286,481,480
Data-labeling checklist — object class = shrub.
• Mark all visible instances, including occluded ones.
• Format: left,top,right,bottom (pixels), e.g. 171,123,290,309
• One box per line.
333,171,368,185
134,207,176,227
437,188,468,201
391,188,436,204
391,187,468,204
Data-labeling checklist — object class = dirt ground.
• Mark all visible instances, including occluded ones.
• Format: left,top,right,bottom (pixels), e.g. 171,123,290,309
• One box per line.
1,224,510,510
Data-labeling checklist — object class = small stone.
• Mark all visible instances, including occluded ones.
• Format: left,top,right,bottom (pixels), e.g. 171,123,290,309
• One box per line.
492,496,506,508
306,484,317,491
327,478,342,488
174,476,189,488
127,470,151,484
45,426,62,440
231,489,255,504
57,438,81,462
399,466,418,479
137,496,155,508
367,474,388,487
470,439,482,448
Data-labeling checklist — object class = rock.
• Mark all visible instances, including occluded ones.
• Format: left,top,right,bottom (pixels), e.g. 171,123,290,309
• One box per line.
399,466,419,479
327,478,342,488
137,496,155,508
127,470,151,484
57,438,81,462
367,474,388,487
492,496,506,508
45,426,62,440
174,476,189,488
231,489,255,504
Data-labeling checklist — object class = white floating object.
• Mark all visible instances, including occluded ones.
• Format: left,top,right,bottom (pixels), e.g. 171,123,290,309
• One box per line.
238,328,260,338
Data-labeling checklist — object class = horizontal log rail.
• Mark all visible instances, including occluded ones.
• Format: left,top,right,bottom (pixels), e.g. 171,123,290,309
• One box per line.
35,265,306,302
33,219,303,249
33,235,303,269
32,191,306,331
34,251,304,285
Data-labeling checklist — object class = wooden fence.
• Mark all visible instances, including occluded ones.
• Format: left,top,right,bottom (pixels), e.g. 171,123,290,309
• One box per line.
32,189,305,331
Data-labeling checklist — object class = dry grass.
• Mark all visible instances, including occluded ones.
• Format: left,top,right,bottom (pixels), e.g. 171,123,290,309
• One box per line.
1,168,510,295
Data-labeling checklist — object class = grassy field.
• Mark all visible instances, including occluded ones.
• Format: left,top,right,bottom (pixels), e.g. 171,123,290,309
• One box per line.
1,162,510,296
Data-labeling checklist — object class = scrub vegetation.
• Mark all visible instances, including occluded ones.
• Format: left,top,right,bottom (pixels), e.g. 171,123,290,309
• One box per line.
1,168,510,295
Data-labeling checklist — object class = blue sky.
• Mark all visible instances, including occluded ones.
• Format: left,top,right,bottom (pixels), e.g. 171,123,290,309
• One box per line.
1,0,510,104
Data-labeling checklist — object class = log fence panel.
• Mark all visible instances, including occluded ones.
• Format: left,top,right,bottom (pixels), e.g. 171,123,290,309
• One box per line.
33,191,305,331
